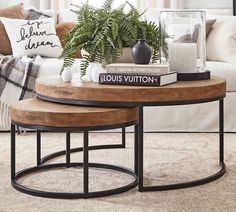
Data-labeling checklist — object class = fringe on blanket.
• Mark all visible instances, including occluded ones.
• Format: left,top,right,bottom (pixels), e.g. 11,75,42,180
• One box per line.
0,101,10,129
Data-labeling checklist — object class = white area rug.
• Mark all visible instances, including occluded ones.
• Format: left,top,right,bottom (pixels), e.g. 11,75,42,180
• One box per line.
0,132,236,212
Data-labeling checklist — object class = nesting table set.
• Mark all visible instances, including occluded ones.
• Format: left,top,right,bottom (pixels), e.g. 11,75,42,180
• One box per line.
11,75,226,198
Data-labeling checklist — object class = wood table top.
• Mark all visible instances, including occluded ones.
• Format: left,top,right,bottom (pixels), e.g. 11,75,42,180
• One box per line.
36,75,226,106
11,99,138,128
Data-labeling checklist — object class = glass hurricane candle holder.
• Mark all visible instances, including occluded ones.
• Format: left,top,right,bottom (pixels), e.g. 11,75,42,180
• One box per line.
160,10,206,73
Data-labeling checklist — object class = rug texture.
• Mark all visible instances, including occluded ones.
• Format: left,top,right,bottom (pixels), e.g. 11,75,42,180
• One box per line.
0,132,236,212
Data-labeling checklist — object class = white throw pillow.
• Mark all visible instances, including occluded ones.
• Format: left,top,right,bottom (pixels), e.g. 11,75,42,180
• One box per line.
206,15,236,64
0,17,62,57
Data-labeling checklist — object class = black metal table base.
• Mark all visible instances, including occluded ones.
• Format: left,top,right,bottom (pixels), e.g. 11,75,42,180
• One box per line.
137,99,226,191
41,127,126,165
11,122,138,199
12,162,137,199
139,162,226,192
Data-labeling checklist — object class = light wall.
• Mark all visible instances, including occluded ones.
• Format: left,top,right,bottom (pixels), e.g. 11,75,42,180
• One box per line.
0,0,136,10
182,0,232,9
0,0,233,10
153,0,233,10
0,0,21,7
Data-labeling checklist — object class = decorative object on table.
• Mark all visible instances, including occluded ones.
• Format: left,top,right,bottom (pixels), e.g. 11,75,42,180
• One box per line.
61,68,73,82
106,63,169,75
81,63,106,82
132,39,152,64
85,63,96,81
60,0,167,76
99,72,177,86
160,10,209,80
177,70,211,81
0,17,62,58
91,63,106,82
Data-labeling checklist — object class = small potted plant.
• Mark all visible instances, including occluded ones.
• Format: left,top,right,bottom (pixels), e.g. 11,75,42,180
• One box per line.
60,0,167,77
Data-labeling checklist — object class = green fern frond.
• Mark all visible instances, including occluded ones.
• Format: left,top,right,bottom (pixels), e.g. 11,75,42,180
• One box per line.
117,2,127,12
59,0,166,77
102,0,113,11
111,20,118,40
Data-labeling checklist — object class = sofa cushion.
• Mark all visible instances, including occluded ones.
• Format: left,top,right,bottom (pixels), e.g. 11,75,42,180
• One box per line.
206,61,236,92
1,17,62,58
206,15,236,65
206,19,216,37
0,3,25,55
38,58,81,78
56,22,81,58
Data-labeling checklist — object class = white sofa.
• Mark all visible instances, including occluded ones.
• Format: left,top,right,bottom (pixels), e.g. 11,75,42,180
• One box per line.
143,9,236,132
1,8,236,132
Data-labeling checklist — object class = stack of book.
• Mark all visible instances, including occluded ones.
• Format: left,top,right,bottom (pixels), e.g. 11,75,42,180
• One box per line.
99,63,177,86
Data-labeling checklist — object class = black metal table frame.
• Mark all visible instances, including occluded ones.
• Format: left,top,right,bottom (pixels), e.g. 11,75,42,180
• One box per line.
38,94,226,192
11,121,139,199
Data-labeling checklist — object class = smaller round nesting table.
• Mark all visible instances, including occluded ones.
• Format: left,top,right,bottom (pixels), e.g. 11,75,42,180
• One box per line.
11,98,139,199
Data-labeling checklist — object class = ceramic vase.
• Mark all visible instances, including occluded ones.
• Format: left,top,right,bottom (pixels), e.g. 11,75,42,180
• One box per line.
132,39,152,64
61,68,73,83
92,63,105,82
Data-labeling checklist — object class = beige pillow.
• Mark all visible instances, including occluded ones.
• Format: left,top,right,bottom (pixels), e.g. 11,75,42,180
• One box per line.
207,16,236,64
206,19,216,37
175,19,216,43
0,3,24,55
55,22,82,58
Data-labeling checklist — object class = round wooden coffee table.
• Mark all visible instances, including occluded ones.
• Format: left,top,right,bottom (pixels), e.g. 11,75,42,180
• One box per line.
36,75,226,192
11,99,138,199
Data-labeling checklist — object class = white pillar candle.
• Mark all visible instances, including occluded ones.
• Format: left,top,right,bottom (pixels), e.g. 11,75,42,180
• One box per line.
169,43,197,73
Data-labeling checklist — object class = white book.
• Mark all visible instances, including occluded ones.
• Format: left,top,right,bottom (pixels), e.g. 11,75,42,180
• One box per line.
106,63,169,75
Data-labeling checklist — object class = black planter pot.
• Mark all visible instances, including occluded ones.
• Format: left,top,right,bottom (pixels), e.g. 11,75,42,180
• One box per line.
132,39,152,64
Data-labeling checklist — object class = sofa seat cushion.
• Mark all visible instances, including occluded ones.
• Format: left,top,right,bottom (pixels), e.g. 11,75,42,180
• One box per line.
38,58,81,78
206,61,236,92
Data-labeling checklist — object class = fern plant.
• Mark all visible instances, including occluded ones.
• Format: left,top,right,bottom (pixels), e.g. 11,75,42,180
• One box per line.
60,0,165,76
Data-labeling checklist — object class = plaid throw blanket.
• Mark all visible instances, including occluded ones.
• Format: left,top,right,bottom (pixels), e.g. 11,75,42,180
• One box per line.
0,55,40,128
